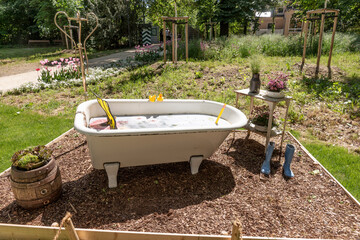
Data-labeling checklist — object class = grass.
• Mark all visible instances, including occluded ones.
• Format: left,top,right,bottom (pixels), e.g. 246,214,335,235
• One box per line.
291,130,360,201
0,45,128,62
0,46,64,60
0,103,73,172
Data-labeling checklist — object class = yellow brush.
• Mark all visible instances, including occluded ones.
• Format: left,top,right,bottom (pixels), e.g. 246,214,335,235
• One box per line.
215,104,226,125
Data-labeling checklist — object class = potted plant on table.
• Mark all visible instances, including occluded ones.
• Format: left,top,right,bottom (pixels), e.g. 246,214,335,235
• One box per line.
10,145,62,209
249,56,261,94
265,71,288,98
250,105,278,132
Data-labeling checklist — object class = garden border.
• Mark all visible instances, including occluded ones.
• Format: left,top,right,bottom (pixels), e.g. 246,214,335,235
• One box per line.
0,130,358,239
0,223,332,240
287,131,360,207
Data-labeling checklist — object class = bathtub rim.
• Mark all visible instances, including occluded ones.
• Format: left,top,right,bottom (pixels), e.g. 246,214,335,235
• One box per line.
74,99,248,136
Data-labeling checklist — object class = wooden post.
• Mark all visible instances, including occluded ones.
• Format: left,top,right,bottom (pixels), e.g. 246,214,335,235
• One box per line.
172,22,175,63
163,21,166,63
231,219,242,240
315,11,326,77
279,99,291,160
185,21,188,62
300,13,310,72
69,19,74,49
64,27,69,49
284,10,294,36
328,14,338,68
174,2,178,64
63,215,80,240
76,12,87,94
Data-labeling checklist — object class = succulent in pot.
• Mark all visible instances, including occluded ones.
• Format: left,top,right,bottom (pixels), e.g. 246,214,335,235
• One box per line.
11,145,52,170
10,145,62,209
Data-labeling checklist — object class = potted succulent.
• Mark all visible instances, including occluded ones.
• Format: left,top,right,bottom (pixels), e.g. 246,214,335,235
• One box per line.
10,145,62,209
250,105,278,132
249,56,261,94
265,71,288,98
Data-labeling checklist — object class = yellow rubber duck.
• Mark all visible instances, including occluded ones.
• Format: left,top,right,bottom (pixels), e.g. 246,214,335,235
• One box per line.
157,93,163,102
149,95,156,102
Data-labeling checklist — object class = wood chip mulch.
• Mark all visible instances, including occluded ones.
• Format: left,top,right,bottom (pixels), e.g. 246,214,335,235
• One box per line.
0,129,359,239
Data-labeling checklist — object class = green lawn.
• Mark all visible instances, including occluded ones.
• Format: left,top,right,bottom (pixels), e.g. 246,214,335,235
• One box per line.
290,130,360,201
0,45,128,62
303,141,360,201
0,46,65,60
0,103,73,172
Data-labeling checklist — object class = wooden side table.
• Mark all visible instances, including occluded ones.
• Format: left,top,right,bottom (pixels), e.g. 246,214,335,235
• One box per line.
234,89,292,155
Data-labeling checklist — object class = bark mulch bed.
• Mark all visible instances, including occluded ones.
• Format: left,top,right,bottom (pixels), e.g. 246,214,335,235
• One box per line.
0,130,359,239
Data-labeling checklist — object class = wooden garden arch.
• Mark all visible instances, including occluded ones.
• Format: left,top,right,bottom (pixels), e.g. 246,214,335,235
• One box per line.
162,16,189,64
300,8,339,77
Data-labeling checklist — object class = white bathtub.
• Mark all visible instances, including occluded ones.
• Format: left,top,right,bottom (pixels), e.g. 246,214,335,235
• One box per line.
74,99,247,188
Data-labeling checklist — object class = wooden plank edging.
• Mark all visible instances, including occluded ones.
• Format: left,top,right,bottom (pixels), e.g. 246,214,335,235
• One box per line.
0,128,74,178
287,131,360,207
0,223,332,240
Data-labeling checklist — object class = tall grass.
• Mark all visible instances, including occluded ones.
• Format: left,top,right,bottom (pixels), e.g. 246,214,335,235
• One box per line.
179,32,360,61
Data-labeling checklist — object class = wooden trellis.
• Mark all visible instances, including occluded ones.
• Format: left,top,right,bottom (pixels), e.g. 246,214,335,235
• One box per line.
300,8,339,77
162,16,189,64
63,25,77,50
54,11,99,94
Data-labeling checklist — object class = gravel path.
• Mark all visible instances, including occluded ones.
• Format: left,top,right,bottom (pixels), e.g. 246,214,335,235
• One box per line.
0,49,136,93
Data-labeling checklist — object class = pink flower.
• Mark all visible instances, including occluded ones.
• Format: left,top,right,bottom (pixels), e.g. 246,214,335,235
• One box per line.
51,61,55,65
44,59,49,63
65,59,69,63
58,62,62,66
60,58,64,62
40,60,45,65
54,61,58,64
69,57,73,60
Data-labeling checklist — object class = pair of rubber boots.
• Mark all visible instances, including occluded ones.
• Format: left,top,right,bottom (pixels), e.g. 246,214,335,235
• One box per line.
260,142,295,178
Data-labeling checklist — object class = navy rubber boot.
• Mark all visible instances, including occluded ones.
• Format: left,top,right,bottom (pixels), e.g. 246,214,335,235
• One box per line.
261,142,275,175
283,144,295,178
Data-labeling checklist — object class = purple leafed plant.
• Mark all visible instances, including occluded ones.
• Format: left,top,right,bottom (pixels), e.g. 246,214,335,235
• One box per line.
266,72,289,92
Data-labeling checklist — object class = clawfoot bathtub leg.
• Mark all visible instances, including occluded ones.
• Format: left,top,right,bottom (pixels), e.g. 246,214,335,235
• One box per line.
190,156,203,174
104,162,120,188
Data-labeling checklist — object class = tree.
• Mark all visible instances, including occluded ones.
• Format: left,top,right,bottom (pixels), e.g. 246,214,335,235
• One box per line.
290,0,360,32
215,0,276,36
84,0,146,49
0,0,39,44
